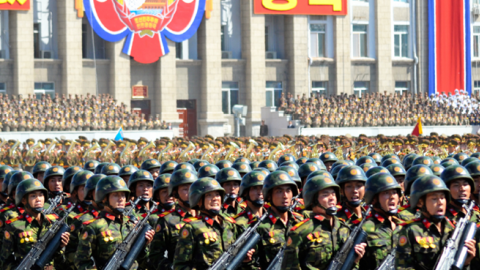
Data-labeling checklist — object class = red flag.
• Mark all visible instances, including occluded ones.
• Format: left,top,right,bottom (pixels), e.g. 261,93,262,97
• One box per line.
412,117,423,136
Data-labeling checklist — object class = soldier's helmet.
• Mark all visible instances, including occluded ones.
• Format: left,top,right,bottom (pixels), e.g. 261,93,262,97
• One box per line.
159,161,178,175
253,167,271,176
453,153,469,163
82,174,106,201
409,175,450,210
215,167,242,185
404,165,434,195
119,165,138,177
359,163,376,174
331,160,351,171
278,154,296,165
63,166,83,189
307,158,327,171
153,174,171,200
356,156,376,166
84,160,100,172
440,165,474,191
298,162,321,180
189,177,225,208
440,158,459,168
239,171,267,198
461,157,479,167
258,160,278,173
465,160,480,178
168,169,198,197
336,165,368,185
279,161,299,170
234,157,250,164
364,173,402,205
471,153,480,159
262,171,299,199
2,171,18,195
70,170,94,194
197,164,220,178
95,176,130,204
250,161,260,169
277,166,302,186
193,160,210,171
330,164,347,180
0,165,13,180
232,162,252,174
319,152,338,164
432,156,442,165
303,173,340,209
402,154,419,170
381,154,400,163
412,156,434,167
32,162,50,177
44,166,65,184
174,162,196,173
128,170,154,190
381,158,401,168
386,164,406,177
101,163,121,176
430,164,445,177
296,157,309,166
140,159,161,171
9,171,34,196
215,160,233,170
368,153,383,165
15,179,48,206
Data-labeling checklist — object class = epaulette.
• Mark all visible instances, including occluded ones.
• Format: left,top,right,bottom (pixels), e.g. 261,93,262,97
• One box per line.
240,201,247,208
338,217,346,222
292,212,303,219
336,204,342,210
183,217,199,223
352,217,363,225
446,217,455,228
46,214,59,221
225,216,237,224
294,205,305,211
0,204,14,213
159,209,175,218
232,211,244,219
74,211,88,220
290,218,310,231
6,216,22,224
83,216,101,225
399,217,421,226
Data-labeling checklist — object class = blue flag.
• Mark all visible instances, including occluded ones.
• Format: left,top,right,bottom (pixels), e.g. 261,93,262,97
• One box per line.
114,126,124,141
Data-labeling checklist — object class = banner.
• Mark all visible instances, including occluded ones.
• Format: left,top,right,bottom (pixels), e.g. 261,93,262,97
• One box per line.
0,0,30,10
428,0,472,96
253,0,347,16
84,0,209,64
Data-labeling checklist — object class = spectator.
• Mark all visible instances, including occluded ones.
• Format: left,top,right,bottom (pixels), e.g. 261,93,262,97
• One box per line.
260,120,268,136
287,120,295,129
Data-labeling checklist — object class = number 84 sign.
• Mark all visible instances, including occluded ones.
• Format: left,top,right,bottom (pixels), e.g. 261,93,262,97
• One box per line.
253,0,347,15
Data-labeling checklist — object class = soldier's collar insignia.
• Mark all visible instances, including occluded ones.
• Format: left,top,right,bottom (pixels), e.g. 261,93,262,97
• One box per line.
105,213,115,221
314,215,325,221
203,215,214,226
448,207,458,217
421,218,432,229
268,213,278,224
177,208,186,218
374,213,385,223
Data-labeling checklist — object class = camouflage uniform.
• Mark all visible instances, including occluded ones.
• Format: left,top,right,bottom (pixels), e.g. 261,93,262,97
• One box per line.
222,197,247,216
397,204,419,221
336,202,365,228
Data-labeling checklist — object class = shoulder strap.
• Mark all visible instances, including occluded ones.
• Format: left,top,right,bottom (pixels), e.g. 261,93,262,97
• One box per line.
290,218,310,231
183,217,199,223
83,216,100,225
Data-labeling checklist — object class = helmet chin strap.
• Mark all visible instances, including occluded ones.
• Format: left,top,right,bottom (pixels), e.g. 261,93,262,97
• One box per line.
175,192,190,208
246,193,264,208
375,202,397,216
25,200,43,214
421,204,444,223
201,196,220,217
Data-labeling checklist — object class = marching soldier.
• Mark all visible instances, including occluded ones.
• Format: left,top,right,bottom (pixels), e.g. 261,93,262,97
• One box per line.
235,170,267,227
215,167,246,216
336,165,367,227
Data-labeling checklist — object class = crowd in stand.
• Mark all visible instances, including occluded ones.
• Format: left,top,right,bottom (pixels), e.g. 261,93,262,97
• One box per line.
0,93,171,132
279,90,480,128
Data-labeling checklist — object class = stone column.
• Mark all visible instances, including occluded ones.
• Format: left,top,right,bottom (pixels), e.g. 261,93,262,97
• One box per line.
334,12,352,95
106,41,131,109
284,15,309,96
57,0,83,95
197,1,225,137
241,1,265,136
375,0,393,93
9,9,34,96
417,0,428,94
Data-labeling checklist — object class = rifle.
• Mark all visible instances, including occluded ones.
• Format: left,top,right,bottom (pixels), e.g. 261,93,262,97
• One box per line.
434,200,477,270
17,202,77,270
326,205,372,270
376,249,395,270
44,194,63,215
102,199,157,270
289,195,301,211
209,212,268,270
265,243,286,270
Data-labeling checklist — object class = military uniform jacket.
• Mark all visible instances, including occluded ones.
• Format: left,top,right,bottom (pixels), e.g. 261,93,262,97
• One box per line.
397,204,419,221
395,215,456,270
222,197,247,216
74,210,145,270
173,212,241,270
0,212,62,269
0,201,22,244
149,204,194,270
132,201,160,227
282,214,351,270
336,202,364,228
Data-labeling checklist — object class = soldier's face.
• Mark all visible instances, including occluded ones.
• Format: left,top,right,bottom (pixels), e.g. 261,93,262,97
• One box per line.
394,175,405,191
36,172,45,183
177,184,191,202
473,176,480,198
23,191,45,209
248,186,263,201
121,175,130,183
270,185,293,208
48,176,63,193
324,161,334,172
316,188,337,209
135,180,153,199
421,191,447,217
149,168,160,179
223,181,240,196
449,179,471,201
201,191,221,211
342,181,365,204
77,185,86,202
158,188,174,206
376,189,399,213
107,192,126,209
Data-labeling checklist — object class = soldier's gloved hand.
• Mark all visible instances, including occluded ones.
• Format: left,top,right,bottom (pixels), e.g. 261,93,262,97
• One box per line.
464,239,477,266
353,243,367,263
242,249,255,262
145,229,155,245
60,232,70,248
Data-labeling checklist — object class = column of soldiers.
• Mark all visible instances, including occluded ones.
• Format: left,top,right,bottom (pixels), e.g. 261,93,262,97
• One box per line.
0,133,479,269
0,93,171,132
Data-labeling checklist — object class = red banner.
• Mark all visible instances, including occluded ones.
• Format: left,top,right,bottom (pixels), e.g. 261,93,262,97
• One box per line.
132,85,148,98
0,0,30,10
254,0,347,16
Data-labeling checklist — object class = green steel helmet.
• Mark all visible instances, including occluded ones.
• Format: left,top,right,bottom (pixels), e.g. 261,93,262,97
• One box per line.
15,179,48,206
386,164,406,176
198,164,220,178
465,160,480,176
330,164,347,180
215,167,242,185
461,157,479,167
409,175,450,210
94,163,110,174
2,171,18,194
253,167,271,176
154,174,172,195
298,162,321,179
344,160,356,166
70,170,94,194
84,160,100,172
83,174,107,201
262,170,299,199
258,160,278,172
193,160,210,171
174,162,196,173
432,156,442,165
101,163,121,175
365,166,390,178
402,154,420,170
0,165,13,179
168,169,198,197
332,160,351,171
336,165,368,185
430,164,445,177
239,171,267,198
453,153,469,163
307,170,332,182
381,154,400,163
319,152,338,163
296,157,309,166
356,156,376,166
188,159,199,165
189,177,225,208
277,166,301,184
119,165,138,177
95,176,130,204
368,153,383,164
359,163,376,174
302,174,340,209
278,154,296,165
364,172,402,205
63,166,83,189
250,161,260,169
381,158,402,168
440,158,459,168
215,160,233,169
32,162,50,177
44,166,65,183
279,161,299,170
234,157,250,164
471,153,480,159
412,156,434,167
128,170,154,190
140,159,161,171
159,161,178,175
306,158,327,171
232,162,252,174
404,165,434,195
440,165,474,191
8,171,34,196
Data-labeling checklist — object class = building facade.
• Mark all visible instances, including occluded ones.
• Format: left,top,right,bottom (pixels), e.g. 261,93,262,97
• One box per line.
1,0,480,137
